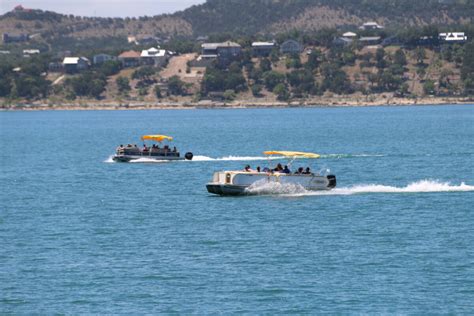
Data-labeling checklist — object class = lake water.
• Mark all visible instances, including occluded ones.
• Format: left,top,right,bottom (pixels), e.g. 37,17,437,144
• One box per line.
1,105,474,313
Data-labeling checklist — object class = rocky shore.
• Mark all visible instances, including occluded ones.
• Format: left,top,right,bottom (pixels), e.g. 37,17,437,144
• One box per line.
1,96,473,111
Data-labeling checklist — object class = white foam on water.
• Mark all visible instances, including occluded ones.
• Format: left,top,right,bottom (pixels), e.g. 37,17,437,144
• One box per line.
104,156,115,163
129,158,169,163
105,153,384,163
246,179,474,197
190,155,281,162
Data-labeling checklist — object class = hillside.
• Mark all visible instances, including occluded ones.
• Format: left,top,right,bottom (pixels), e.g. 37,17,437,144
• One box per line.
0,0,472,42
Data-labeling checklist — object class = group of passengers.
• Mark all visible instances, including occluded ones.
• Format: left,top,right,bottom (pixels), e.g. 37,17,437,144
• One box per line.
244,163,312,175
117,144,177,154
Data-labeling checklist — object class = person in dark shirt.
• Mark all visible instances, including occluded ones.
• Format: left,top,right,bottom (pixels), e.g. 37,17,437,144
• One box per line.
282,165,291,174
295,167,304,174
303,167,312,175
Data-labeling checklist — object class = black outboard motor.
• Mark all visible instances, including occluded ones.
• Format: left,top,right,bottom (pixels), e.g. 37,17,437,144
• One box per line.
184,152,193,160
327,175,337,188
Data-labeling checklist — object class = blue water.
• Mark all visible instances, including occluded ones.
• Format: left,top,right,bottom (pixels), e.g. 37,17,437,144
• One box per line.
1,105,474,313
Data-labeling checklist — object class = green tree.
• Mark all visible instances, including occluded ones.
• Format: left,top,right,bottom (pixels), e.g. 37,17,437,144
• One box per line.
394,49,407,66
116,76,131,94
273,83,289,101
260,58,272,72
154,85,162,98
263,71,285,91
415,47,426,65
168,76,186,95
423,80,436,95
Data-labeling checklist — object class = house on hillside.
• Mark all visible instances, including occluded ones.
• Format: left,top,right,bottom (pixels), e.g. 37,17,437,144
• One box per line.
118,50,141,68
359,22,384,30
381,35,402,47
3,33,29,44
252,41,276,57
439,32,468,44
23,49,40,57
333,37,354,48
342,32,358,39
359,36,382,47
140,47,169,66
63,57,90,73
280,40,302,55
200,41,242,64
93,53,116,65
48,62,63,72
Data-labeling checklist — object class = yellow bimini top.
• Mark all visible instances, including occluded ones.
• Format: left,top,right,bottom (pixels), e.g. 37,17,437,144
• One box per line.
141,135,173,142
264,151,320,159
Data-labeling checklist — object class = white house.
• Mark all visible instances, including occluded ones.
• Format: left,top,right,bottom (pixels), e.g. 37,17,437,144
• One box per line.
63,57,90,73
251,41,276,56
140,47,169,66
439,32,468,43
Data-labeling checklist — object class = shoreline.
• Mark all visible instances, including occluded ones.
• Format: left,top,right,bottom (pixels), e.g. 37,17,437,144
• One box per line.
1,96,473,111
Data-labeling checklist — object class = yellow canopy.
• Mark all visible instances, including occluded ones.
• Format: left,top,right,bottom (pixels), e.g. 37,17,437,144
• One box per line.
264,151,320,159
141,135,173,142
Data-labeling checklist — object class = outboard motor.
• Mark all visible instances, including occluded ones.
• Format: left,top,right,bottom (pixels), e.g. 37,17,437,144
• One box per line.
327,175,337,188
184,152,193,160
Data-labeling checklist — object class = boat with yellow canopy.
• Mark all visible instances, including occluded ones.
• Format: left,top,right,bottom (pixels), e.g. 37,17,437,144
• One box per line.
206,150,336,195
113,134,193,162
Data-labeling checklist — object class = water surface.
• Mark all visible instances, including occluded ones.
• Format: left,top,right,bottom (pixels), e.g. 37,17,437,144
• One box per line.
1,105,474,313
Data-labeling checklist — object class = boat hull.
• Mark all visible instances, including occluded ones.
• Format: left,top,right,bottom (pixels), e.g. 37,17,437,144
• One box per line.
112,154,186,162
207,172,336,196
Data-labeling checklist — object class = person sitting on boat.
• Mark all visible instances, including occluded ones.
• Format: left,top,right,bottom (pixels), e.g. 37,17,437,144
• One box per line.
282,165,291,174
263,167,270,173
173,146,177,153
302,167,312,175
256,166,261,173
273,163,283,172
142,144,149,153
244,165,253,172
294,167,304,174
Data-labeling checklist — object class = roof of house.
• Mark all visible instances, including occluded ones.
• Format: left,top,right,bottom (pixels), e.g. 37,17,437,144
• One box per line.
252,41,275,47
439,32,467,41
118,50,140,58
342,32,357,37
63,57,80,64
359,36,382,41
202,41,241,50
23,49,40,54
141,48,167,57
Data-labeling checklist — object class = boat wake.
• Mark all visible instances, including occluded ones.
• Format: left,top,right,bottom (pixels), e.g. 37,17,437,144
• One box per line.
190,153,384,162
105,153,384,163
245,180,474,197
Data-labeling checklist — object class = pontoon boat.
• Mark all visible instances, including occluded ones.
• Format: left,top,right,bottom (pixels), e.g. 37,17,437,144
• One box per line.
206,151,336,195
113,134,193,162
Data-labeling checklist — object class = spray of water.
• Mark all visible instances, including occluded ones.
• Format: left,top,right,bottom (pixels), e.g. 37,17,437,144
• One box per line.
245,179,474,197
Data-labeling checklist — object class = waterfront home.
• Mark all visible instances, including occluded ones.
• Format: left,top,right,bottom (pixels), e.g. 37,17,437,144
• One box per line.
252,41,276,57
93,53,116,65
140,47,169,66
118,50,141,68
280,40,302,55
63,57,90,73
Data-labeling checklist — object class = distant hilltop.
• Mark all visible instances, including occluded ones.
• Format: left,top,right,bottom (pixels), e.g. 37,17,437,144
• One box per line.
0,0,473,39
